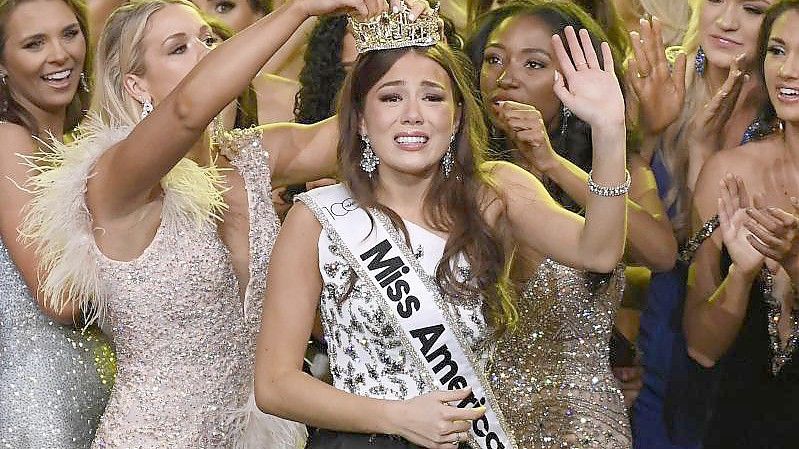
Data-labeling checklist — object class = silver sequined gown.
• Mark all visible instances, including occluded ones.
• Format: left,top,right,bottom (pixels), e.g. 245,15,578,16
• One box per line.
0,237,112,448
489,259,631,449
23,124,305,448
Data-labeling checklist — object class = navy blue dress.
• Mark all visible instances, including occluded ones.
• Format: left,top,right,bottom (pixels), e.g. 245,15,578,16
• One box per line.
632,151,703,449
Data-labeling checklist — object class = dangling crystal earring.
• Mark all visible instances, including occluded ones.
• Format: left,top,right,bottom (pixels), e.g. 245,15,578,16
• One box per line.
140,97,153,120
560,105,571,137
359,134,379,177
80,72,90,93
695,46,706,76
441,134,455,179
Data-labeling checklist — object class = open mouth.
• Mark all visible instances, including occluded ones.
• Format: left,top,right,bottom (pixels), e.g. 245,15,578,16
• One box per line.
41,69,73,87
779,87,799,97
395,135,429,144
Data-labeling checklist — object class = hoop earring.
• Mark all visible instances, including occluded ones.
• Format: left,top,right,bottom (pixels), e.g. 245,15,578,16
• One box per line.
140,98,153,120
441,134,456,179
359,134,379,177
695,46,706,76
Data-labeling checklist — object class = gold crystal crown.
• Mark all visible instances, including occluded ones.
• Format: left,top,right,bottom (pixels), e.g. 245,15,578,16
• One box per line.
348,3,441,54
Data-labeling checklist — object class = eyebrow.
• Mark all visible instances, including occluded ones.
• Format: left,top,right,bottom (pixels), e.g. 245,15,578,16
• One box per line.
769,37,787,45
162,25,211,46
376,79,446,90
19,22,80,43
485,43,551,57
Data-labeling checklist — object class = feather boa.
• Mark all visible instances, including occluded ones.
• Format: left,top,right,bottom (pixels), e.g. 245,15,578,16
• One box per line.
19,117,227,326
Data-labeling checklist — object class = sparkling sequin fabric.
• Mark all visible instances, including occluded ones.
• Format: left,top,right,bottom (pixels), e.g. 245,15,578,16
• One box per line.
302,200,489,401
0,237,112,448
83,128,298,448
489,259,631,449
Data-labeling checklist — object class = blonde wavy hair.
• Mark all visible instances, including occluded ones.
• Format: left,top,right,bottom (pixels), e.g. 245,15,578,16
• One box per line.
90,0,200,127
659,0,716,242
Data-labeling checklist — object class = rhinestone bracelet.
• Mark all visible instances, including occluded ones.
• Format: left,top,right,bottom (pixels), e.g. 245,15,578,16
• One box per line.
587,169,631,197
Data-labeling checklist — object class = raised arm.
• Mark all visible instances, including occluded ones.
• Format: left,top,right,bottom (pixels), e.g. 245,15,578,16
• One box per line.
254,203,484,448
90,0,386,218
493,26,627,273
261,116,340,188
494,102,676,272
0,124,77,324
684,155,763,367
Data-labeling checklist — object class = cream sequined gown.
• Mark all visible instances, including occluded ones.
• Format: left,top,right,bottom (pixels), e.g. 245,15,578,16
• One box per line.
489,259,631,449
23,124,305,449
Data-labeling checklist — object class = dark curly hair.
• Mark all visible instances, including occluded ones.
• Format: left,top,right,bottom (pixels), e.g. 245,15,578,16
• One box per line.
293,15,349,124
294,13,466,125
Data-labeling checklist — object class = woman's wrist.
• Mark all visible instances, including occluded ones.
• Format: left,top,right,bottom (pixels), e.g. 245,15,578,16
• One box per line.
283,0,315,22
375,399,403,436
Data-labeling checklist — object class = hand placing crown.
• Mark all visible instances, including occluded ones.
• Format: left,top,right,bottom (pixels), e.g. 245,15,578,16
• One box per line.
348,2,441,53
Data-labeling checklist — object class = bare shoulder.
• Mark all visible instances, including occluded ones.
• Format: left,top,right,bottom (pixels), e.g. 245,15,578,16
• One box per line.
0,122,37,158
282,200,322,238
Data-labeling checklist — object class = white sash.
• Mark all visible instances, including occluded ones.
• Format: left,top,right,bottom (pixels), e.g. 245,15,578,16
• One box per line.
298,184,517,449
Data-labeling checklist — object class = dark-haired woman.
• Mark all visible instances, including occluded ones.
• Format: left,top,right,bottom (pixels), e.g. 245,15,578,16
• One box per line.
254,0,629,440
467,0,631,57
466,1,677,447
0,0,113,446
684,1,799,447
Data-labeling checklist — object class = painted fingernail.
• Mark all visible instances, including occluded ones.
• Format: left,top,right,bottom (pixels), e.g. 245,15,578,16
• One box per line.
554,71,560,82
392,5,399,13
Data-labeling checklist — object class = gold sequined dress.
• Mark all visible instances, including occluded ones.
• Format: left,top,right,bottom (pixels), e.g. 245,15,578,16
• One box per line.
489,259,631,449
22,123,305,449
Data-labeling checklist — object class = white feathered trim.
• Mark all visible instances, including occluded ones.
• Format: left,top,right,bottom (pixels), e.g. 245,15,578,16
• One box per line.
19,117,228,326
228,393,308,449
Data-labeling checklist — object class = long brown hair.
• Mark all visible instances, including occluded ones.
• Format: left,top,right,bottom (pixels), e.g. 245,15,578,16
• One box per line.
0,0,91,135
337,43,517,332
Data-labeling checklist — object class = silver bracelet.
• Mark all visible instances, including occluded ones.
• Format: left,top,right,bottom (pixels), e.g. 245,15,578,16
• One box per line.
587,169,631,197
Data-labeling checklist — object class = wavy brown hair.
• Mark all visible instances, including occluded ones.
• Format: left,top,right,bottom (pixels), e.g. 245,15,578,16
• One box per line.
338,43,517,332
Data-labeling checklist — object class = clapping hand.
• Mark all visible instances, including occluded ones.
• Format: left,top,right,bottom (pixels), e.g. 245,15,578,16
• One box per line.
551,26,625,131
717,174,765,275
745,196,799,279
688,54,747,156
627,17,687,136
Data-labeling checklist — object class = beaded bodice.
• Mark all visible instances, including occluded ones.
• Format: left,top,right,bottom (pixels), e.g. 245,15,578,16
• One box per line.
308,209,490,401
489,259,631,449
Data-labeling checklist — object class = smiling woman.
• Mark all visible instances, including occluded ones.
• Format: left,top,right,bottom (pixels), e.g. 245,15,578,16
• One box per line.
0,0,113,447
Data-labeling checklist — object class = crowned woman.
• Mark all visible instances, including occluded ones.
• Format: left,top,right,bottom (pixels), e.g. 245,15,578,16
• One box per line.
254,4,630,448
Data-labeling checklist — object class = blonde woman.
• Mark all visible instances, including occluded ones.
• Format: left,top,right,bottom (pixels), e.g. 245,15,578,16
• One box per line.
22,0,428,446
626,1,777,448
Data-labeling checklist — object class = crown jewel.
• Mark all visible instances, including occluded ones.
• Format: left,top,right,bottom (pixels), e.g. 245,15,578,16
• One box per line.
348,4,441,54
